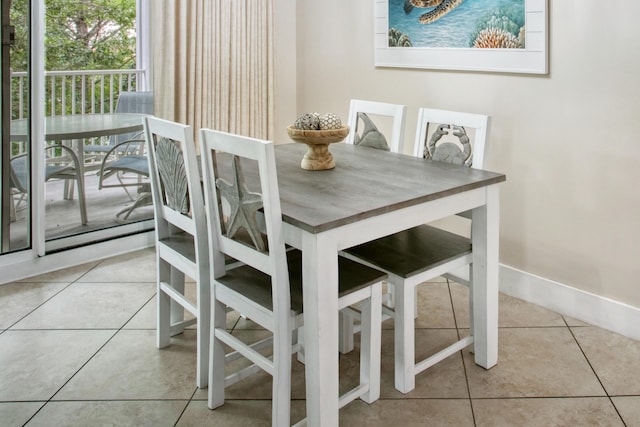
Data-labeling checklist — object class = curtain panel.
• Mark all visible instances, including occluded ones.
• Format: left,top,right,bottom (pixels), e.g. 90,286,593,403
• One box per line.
152,1,275,142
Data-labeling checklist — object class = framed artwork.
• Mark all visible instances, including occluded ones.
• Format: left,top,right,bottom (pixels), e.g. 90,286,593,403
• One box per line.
374,0,548,74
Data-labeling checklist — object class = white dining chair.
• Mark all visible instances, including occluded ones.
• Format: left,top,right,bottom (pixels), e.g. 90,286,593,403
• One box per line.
143,116,211,388
200,128,386,426
342,108,491,393
339,99,408,353
345,99,407,153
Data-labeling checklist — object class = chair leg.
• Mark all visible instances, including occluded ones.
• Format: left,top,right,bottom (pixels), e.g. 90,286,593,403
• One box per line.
116,192,152,220
296,325,306,363
394,279,416,394
73,174,88,225
385,281,396,309
271,314,292,426
467,266,475,354
157,258,171,349
196,270,211,389
9,193,17,222
63,178,75,200
208,299,227,409
339,311,355,354
359,282,382,404
170,266,186,336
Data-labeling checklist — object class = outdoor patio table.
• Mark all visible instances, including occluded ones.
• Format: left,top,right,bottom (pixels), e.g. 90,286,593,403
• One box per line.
240,142,505,426
10,113,148,219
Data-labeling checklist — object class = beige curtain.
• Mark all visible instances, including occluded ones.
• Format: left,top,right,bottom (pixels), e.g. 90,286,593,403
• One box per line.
152,1,274,141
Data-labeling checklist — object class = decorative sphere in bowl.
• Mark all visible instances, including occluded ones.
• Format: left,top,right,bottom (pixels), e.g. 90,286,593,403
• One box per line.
286,125,350,170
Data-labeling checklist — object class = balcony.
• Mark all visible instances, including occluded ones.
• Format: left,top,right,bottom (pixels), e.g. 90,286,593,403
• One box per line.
8,69,153,251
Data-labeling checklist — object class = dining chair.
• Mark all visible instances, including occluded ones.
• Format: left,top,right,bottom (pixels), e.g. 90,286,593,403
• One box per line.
143,116,211,388
342,108,491,393
338,99,407,352
345,99,408,153
10,145,88,225
200,128,386,426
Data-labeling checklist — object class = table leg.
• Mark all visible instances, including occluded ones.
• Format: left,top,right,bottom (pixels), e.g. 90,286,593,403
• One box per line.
62,138,85,201
301,231,340,427
471,184,500,369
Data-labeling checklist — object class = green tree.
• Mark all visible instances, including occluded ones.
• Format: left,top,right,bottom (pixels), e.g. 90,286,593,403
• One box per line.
10,0,136,71
44,0,136,71
9,0,137,118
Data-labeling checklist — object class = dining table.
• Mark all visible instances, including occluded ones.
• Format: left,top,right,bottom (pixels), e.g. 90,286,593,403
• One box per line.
267,142,505,426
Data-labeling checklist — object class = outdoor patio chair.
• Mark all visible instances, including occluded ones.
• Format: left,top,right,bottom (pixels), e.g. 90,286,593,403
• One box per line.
97,137,150,220
9,145,88,225
84,91,154,158
90,91,154,205
341,108,491,393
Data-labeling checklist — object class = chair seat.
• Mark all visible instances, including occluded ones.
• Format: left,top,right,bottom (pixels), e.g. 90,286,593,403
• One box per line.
104,155,149,176
13,152,80,184
217,249,388,313
46,164,77,179
345,224,471,278
160,231,242,267
159,232,198,263
10,156,28,190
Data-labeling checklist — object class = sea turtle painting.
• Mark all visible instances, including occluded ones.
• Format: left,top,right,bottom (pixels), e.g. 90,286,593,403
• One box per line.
404,0,464,24
391,0,525,48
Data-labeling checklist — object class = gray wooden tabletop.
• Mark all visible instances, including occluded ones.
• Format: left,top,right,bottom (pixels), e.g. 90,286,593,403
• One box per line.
230,142,506,234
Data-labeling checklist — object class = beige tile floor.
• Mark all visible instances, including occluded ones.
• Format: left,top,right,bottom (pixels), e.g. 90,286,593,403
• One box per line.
1,248,639,426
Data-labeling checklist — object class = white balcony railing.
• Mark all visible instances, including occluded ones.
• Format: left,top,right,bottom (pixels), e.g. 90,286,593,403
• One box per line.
10,68,145,155
11,68,144,120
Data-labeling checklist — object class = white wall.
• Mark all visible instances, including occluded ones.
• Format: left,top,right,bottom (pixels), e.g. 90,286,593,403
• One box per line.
276,0,640,312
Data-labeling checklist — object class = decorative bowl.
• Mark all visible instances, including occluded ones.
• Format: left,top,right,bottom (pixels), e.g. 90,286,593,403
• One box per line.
286,125,350,170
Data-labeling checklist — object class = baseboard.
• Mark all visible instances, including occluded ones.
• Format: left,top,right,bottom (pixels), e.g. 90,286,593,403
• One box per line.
499,264,640,341
0,231,155,285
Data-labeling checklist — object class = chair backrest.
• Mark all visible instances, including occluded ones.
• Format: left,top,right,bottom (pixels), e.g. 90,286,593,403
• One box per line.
413,108,490,169
9,154,28,192
113,91,154,145
346,99,407,153
200,128,290,308
143,117,206,246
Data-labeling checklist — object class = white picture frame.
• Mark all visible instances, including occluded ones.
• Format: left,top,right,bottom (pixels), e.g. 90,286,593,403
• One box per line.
374,0,548,74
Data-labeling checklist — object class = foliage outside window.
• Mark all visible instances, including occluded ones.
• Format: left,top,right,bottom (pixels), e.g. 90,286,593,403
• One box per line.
10,0,137,119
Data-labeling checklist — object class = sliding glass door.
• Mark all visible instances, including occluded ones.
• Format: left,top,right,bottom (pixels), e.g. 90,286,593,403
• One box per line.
1,0,152,275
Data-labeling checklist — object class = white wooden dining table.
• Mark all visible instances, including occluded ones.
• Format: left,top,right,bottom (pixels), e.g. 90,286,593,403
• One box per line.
269,142,505,426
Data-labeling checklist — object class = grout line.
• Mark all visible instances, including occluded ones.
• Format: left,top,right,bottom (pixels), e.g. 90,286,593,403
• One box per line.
447,278,477,426
566,325,628,426
174,387,199,426
22,286,157,424
4,282,76,331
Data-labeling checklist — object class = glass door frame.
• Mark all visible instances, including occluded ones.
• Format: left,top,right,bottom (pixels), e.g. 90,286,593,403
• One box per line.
0,0,154,283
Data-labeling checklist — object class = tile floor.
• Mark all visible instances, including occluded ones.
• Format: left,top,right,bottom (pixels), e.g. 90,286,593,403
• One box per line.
1,248,639,426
